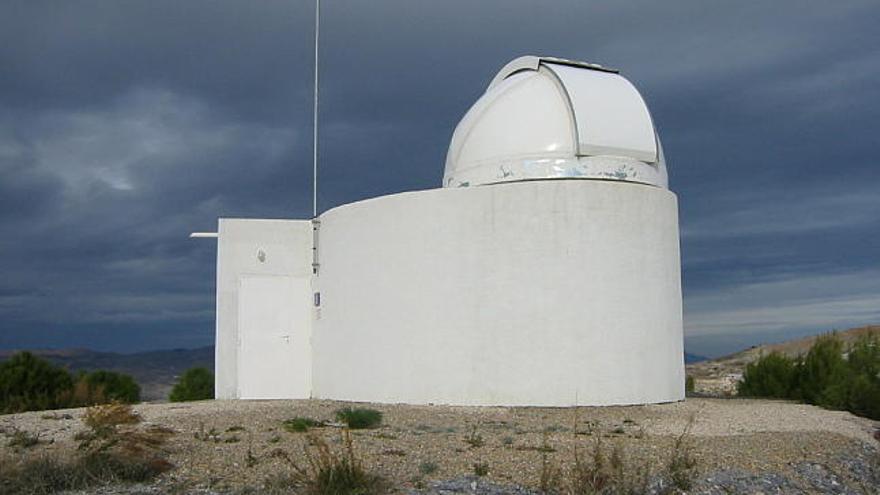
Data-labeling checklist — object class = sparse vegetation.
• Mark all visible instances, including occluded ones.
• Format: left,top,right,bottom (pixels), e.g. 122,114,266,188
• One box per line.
552,437,651,495
335,407,382,429
666,419,698,492
535,411,696,495
0,352,142,413
738,332,880,419
283,417,325,433
419,460,438,475
6,428,40,449
82,401,141,433
516,431,556,453
464,425,484,448
246,448,259,468
685,375,695,394
472,461,489,476
168,367,214,402
194,424,222,443
0,402,173,495
71,370,140,405
271,430,387,495
0,352,73,413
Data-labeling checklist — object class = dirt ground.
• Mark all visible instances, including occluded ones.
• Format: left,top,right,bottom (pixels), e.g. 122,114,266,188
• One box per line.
1,398,878,493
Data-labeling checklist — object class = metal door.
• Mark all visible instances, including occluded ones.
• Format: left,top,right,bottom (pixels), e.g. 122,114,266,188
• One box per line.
237,275,311,399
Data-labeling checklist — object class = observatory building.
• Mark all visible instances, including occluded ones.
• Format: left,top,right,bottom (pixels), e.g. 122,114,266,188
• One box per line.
206,56,684,406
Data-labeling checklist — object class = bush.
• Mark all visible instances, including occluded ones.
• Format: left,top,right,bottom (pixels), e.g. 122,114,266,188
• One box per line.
78,370,140,404
335,407,382,429
0,352,73,413
62,370,141,407
738,352,797,398
797,335,849,405
847,373,880,420
0,352,142,413
169,367,214,402
738,332,880,420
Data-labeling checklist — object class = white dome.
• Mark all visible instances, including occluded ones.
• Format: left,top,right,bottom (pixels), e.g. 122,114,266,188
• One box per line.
444,56,667,188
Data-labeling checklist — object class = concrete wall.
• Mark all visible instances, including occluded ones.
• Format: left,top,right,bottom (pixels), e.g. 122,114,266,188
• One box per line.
215,218,313,399
313,180,684,406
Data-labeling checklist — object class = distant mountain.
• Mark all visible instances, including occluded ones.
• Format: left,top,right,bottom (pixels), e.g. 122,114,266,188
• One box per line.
695,325,879,370
0,346,723,401
0,346,213,401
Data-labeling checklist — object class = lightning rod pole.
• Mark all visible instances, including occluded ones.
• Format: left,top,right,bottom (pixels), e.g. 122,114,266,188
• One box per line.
312,0,320,218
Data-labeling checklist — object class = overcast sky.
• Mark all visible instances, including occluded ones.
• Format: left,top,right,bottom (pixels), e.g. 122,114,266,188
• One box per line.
1,1,878,357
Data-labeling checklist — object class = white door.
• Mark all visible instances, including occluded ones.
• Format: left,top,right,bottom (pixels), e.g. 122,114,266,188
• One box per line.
238,275,311,399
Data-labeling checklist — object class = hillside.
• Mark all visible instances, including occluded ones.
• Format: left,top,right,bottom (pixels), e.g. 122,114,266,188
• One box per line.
0,346,213,401
686,325,880,396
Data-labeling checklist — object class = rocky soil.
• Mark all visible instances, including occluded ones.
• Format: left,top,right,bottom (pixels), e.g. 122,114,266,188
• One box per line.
1,398,878,494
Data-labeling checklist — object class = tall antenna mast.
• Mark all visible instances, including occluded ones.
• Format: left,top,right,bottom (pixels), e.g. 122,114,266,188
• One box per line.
312,0,320,218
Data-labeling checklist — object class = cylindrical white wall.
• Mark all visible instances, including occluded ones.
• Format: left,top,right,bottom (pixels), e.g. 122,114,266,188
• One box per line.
313,180,684,406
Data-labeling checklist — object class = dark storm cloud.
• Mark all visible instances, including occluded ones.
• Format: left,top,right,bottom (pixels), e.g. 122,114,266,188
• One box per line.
1,0,878,354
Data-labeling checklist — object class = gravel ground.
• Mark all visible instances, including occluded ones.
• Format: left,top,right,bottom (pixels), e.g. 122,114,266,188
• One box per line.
1,398,877,494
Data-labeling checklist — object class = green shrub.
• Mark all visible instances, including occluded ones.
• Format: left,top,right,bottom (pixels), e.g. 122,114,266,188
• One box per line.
72,370,140,405
738,332,880,420
846,373,880,420
282,417,324,433
419,461,438,475
335,407,382,429
797,335,849,405
0,352,143,413
0,352,73,413
168,367,214,402
738,352,797,398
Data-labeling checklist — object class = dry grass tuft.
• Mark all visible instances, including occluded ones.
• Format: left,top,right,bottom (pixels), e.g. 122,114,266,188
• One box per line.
665,418,698,492
464,424,485,448
265,429,387,495
82,402,140,432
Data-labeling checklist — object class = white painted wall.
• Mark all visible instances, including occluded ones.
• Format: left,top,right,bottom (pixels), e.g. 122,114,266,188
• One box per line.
215,219,313,399
313,180,683,406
